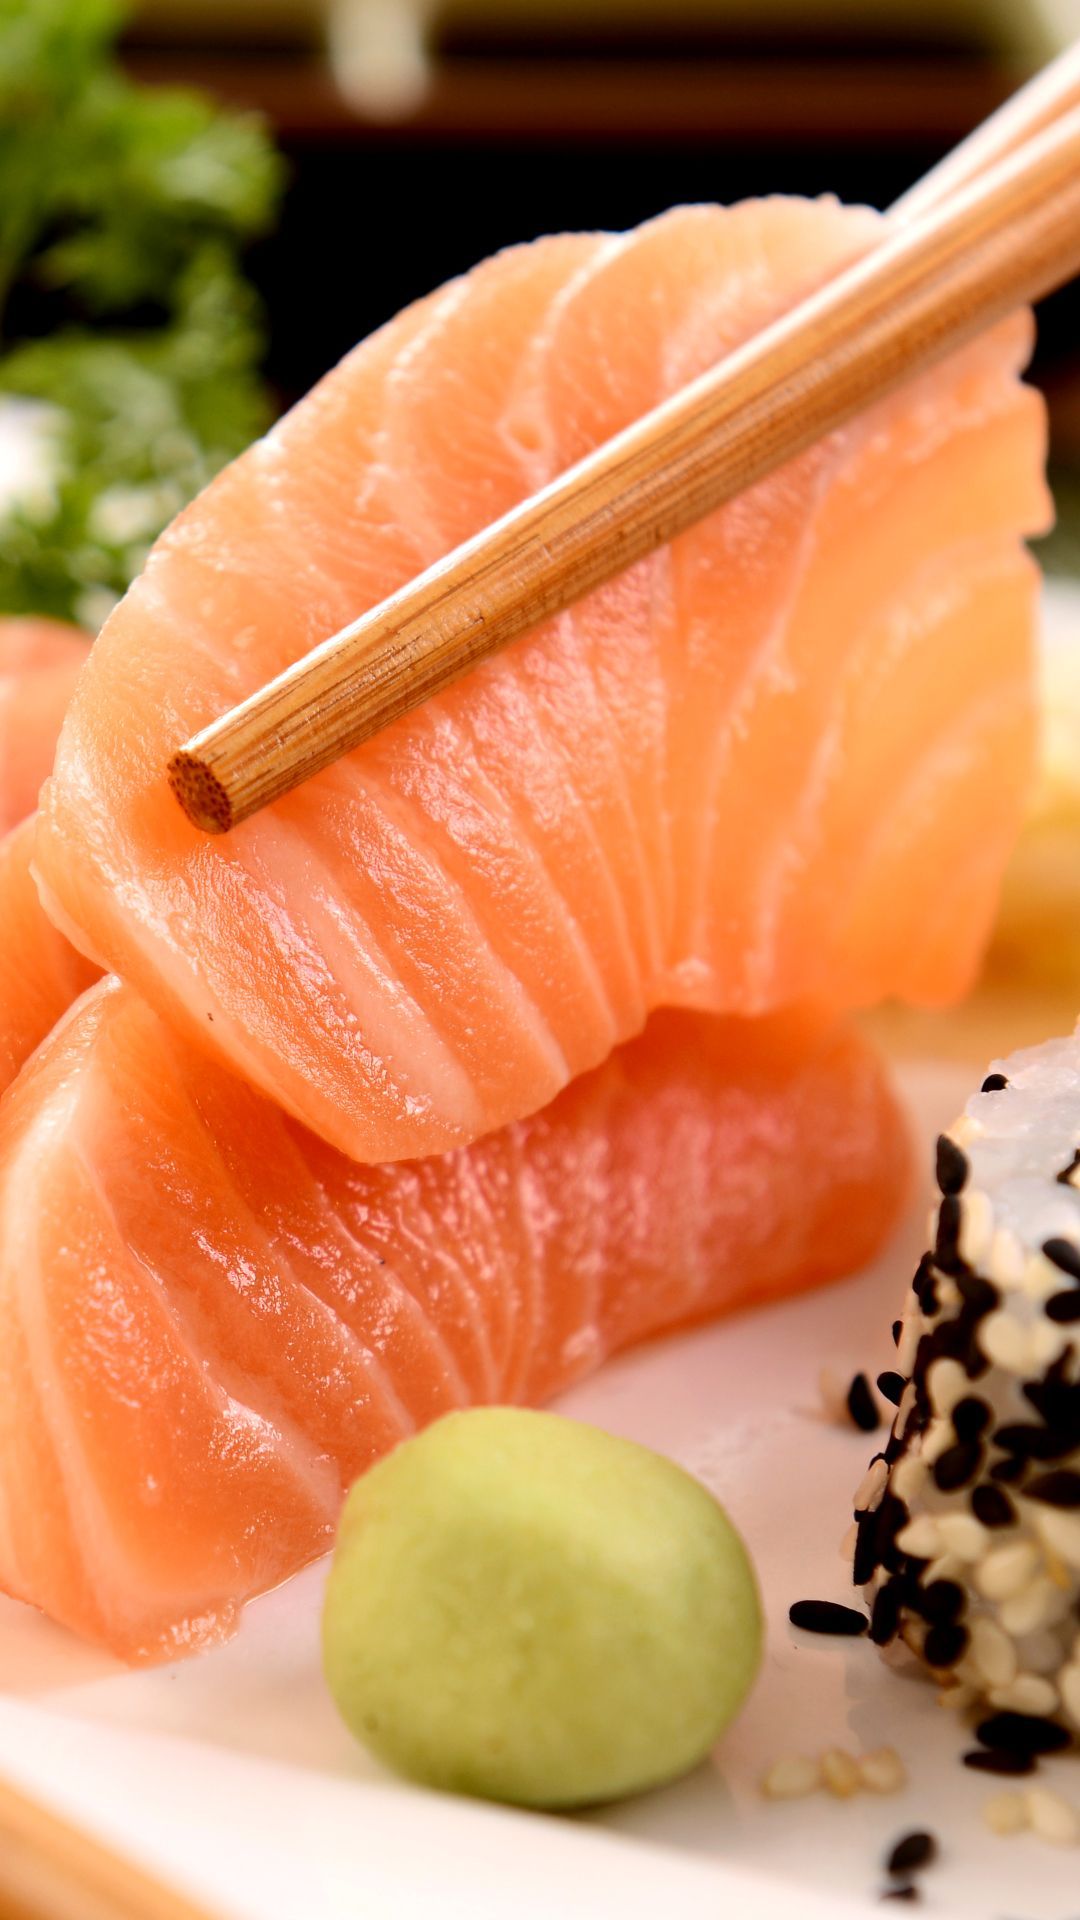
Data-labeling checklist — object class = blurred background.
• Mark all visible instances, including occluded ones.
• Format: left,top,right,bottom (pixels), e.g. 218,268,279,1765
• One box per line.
1,0,1079,1031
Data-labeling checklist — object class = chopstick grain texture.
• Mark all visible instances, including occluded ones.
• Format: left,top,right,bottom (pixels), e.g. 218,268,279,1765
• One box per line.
0,1774,222,1920
170,79,1080,834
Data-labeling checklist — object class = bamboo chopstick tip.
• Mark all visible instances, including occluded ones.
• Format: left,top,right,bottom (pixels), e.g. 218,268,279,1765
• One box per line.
168,750,234,835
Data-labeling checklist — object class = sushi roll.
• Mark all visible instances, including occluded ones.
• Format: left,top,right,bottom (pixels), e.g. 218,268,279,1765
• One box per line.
856,1033,1080,1745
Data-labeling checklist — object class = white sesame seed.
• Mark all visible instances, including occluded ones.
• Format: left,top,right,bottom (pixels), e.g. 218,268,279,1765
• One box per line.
959,1188,995,1266
839,1523,857,1562
894,1384,917,1440
895,1515,942,1559
987,1674,1059,1716
1029,1317,1070,1370
1025,1786,1080,1847
923,1553,964,1588
975,1541,1040,1602
1033,1507,1080,1572
889,1454,928,1505
897,1318,920,1374
926,1358,968,1416
978,1310,1031,1374
999,1577,1063,1638
855,1458,888,1515
968,1616,1018,1690
1060,1662,1080,1727
936,1513,990,1562
988,1226,1025,1290
821,1749,861,1799
983,1792,1028,1837
1022,1252,1070,1303
858,1747,907,1795
761,1755,821,1800
921,1418,958,1467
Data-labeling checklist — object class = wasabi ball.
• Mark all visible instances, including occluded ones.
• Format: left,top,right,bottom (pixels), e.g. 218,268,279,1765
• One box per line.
321,1407,762,1807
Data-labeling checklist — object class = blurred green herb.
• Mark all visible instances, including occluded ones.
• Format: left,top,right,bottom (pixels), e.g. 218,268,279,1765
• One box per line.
0,0,283,625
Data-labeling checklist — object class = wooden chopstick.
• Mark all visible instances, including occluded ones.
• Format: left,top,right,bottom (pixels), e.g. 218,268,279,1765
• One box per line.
892,38,1080,220
169,64,1080,835
0,1771,223,1920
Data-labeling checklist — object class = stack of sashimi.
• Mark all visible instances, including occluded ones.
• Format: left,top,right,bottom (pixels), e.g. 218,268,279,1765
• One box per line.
0,198,1050,1663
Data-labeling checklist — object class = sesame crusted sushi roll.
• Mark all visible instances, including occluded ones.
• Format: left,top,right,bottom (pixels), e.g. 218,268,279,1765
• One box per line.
855,1035,1080,1753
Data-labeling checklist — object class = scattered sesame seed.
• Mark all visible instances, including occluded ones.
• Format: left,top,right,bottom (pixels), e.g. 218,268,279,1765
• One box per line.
975,1712,1072,1756
886,1832,937,1877
968,1617,1017,1690
859,1747,907,1794
1024,1785,1080,1846
821,1748,861,1798
935,1136,969,1197
847,1372,881,1433
980,1074,1009,1093
964,1748,1035,1777
891,1319,902,1347
760,1755,821,1800
934,1514,988,1561
789,1600,868,1637
982,1790,1028,1834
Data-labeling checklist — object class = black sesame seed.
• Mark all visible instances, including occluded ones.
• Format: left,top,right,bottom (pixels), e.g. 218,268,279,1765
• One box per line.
1056,1149,1080,1187
923,1621,968,1669
935,1195,965,1274
788,1599,869,1637
886,1832,937,1877
962,1747,1036,1776
846,1372,881,1433
990,1454,1027,1484
935,1135,969,1197
980,1073,1009,1093
1024,1469,1080,1508
912,1254,939,1316
971,1483,1016,1528
877,1371,905,1407
919,1578,965,1624
952,1396,991,1442
994,1423,1060,1462
933,1442,982,1492
1043,1238,1080,1282
891,1318,903,1347
870,1581,901,1646
975,1713,1072,1756
1046,1290,1080,1324
955,1270,999,1316
853,1510,879,1586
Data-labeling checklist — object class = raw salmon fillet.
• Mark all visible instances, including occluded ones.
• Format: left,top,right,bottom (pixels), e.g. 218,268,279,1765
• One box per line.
0,983,908,1661
0,619,86,835
0,819,99,1093
36,202,1050,1161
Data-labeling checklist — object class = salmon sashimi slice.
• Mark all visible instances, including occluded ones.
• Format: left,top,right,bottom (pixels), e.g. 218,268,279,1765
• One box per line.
36,201,1050,1161
0,818,100,1094
0,618,86,835
0,981,909,1662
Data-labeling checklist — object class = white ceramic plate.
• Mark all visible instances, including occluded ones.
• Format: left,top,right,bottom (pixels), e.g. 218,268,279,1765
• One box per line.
2,1056,1079,1920
3,581,1079,1920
